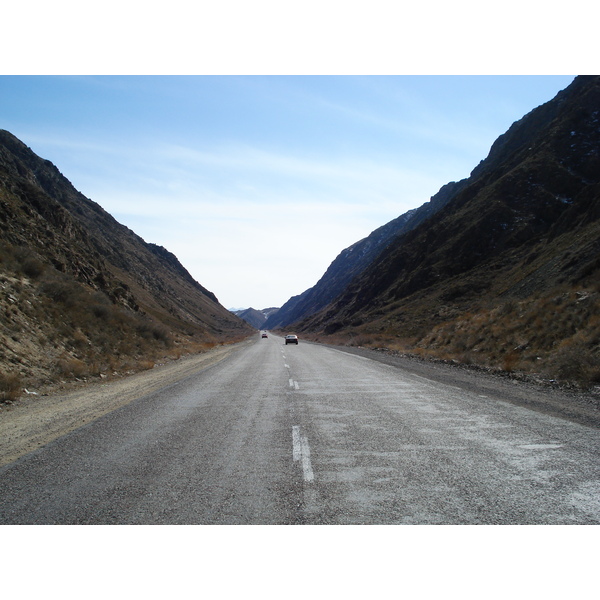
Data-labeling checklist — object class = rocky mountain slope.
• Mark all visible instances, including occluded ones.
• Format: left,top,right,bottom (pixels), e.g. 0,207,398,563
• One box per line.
264,179,468,330
231,306,279,329
0,130,252,400
294,75,600,388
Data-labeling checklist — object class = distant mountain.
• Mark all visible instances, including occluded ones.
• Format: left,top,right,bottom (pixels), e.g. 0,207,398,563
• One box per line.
232,307,279,329
264,179,468,330
0,130,252,398
294,75,600,387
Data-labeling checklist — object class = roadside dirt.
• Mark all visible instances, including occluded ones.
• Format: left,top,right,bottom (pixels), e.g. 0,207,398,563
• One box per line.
0,339,253,467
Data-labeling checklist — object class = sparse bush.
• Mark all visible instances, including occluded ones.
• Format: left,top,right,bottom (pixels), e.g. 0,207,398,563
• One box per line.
41,279,82,307
458,352,474,365
91,302,111,319
502,350,520,373
546,342,600,387
151,325,170,343
71,328,89,349
0,370,22,402
21,257,45,279
56,356,89,378
348,335,371,347
135,319,171,345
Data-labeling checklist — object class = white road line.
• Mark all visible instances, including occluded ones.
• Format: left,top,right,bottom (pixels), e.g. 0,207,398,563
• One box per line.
294,381,299,390
519,444,563,450
292,426,314,483
300,436,314,482
292,426,301,461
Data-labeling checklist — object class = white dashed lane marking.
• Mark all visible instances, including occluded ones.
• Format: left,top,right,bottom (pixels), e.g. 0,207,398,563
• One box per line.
292,426,314,483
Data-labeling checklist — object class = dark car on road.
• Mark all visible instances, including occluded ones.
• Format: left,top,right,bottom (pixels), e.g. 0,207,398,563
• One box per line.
285,335,299,345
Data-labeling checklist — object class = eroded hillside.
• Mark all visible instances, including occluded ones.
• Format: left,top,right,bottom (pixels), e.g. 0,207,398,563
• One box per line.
0,131,252,400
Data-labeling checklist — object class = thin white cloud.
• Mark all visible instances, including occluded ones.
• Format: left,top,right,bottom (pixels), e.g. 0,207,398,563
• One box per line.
148,142,457,205
16,129,456,308
7,76,574,309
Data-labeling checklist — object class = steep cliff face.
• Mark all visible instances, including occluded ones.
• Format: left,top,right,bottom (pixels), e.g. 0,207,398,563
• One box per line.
295,76,600,386
265,178,468,330
0,130,251,397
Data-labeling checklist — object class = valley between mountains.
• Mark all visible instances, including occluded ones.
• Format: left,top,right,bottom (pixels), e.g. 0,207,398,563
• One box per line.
241,76,600,398
1,76,600,438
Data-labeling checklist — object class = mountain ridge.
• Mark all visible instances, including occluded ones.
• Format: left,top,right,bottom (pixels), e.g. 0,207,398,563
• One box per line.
0,130,252,399
231,306,279,329
292,75,600,387
264,178,469,330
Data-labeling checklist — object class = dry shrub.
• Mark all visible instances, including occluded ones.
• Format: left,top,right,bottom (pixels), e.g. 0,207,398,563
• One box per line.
198,341,217,351
502,350,520,373
0,239,247,391
91,302,111,319
546,341,600,387
348,335,372,347
136,320,171,345
71,328,89,349
56,356,88,378
138,360,155,370
404,288,600,383
458,351,475,365
41,278,83,307
0,370,22,402
170,340,217,357
21,257,45,279
151,325,170,344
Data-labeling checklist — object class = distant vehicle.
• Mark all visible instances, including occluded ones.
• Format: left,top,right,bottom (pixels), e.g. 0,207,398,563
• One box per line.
285,335,299,345
261,332,268,338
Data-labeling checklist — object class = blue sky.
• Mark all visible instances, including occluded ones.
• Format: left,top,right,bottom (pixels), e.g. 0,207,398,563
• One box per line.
0,75,577,308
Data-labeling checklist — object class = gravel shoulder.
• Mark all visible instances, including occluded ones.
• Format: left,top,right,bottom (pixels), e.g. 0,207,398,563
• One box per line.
0,339,253,467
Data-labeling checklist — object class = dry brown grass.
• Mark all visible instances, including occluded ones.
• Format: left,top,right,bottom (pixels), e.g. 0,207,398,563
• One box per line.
56,356,89,379
304,286,600,389
409,288,600,387
0,240,252,402
138,360,156,371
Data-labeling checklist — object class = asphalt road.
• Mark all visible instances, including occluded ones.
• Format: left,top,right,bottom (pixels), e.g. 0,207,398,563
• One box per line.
1,334,599,524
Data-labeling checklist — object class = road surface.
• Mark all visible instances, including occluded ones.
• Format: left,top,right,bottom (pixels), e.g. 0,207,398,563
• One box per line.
1,334,599,524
